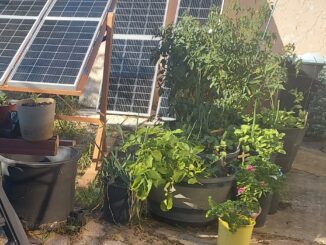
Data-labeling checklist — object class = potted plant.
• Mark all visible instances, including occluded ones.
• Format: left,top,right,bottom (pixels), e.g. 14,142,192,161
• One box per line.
0,93,16,127
16,94,56,141
121,125,237,224
256,89,307,173
101,149,131,224
206,198,259,245
235,156,285,227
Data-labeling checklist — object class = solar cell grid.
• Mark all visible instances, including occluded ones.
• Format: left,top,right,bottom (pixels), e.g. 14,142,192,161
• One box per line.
114,0,167,35
0,18,35,83
177,0,222,21
108,39,158,114
11,20,97,87
0,0,47,17
49,0,109,18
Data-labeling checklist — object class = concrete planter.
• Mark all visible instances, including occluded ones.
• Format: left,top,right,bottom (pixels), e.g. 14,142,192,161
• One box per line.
17,98,55,141
148,175,235,225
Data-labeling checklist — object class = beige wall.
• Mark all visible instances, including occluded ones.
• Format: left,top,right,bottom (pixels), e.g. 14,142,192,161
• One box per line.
224,0,326,55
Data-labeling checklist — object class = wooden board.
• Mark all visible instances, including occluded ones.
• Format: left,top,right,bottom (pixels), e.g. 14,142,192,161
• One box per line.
0,135,59,156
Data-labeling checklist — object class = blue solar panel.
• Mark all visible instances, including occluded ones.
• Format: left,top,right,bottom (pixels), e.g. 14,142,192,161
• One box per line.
0,18,36,84
108,39,158,115
0,0,47,16
11,20,97,86
49,0,109,18
114,0,167,35
178,0,222,21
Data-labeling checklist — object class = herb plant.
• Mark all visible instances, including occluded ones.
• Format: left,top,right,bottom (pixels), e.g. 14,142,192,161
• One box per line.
234,123,285,160
0,93,8,106
122,126,205,211
206,198,258,233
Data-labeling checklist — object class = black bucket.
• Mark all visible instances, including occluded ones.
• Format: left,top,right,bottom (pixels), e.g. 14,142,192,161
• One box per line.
103,180,130,224
274,127,307,173
269,192,280,215
255,193,272,228
1,147,80,229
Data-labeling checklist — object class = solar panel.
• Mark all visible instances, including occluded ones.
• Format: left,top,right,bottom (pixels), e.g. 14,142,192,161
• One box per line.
177,0,222,21
11,20,97,88
0,0,47,17
0,18,36,84
8,0,111,90
114,0,167,35
48,0,109,18
105,0,167,116
108,39,158,115
156,0,223,119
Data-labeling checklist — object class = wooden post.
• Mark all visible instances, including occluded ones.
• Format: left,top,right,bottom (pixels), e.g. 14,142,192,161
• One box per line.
78,13,115,187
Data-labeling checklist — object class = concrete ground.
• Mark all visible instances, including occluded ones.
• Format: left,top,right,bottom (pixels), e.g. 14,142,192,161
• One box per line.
0,140,325,245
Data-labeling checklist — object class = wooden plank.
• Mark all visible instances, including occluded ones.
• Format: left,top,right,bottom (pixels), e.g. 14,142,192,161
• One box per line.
0,135,59,156
0,85,82,96
55,114,101,125
59,139,76,147
93,12,115,167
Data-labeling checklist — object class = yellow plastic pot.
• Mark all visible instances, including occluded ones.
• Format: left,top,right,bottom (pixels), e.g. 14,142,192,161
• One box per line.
217,218,255,245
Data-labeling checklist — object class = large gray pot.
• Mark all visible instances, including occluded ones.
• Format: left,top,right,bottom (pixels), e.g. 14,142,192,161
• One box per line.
148,175,235,225
274,126,307,173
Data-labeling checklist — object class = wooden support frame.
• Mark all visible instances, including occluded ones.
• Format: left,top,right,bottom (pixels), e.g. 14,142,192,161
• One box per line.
0,13,116,186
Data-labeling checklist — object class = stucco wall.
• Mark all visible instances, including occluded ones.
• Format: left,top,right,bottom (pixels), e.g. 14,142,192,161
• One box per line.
224,0,326,55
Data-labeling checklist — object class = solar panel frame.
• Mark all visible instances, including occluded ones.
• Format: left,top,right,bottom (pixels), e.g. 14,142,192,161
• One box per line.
156,0,224,120
8,0,112,91
0,0,52,85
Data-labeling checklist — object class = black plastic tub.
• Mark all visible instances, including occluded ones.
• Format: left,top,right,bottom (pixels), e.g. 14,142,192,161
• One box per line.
1,147,80,229
274,127,307,173
255,193,273,228
103,180,130,225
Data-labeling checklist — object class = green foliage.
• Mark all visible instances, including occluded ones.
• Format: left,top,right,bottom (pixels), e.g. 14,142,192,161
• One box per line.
0,93,8,106
257,89,307,129
122,126,205,211
30,93,40,103
75,181,102,209
236,156,285,201
155,4,286,131
307,66,326,137
206,198,258,233
234,123,285,160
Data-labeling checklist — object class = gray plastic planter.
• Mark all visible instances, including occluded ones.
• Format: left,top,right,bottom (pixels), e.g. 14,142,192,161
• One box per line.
148,175,235,225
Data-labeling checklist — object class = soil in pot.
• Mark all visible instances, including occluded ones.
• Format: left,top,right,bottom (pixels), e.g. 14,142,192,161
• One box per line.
255,193,273,228
17,98,55,141
103,180,130,225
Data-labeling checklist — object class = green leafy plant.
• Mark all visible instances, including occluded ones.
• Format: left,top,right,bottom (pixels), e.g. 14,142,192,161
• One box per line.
0,93,8,106
155,4,286,132
257,89,307,129
235,156,285,202
206,198,258,233
234,123,285,160
307,65,326,137
122,126,205,211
